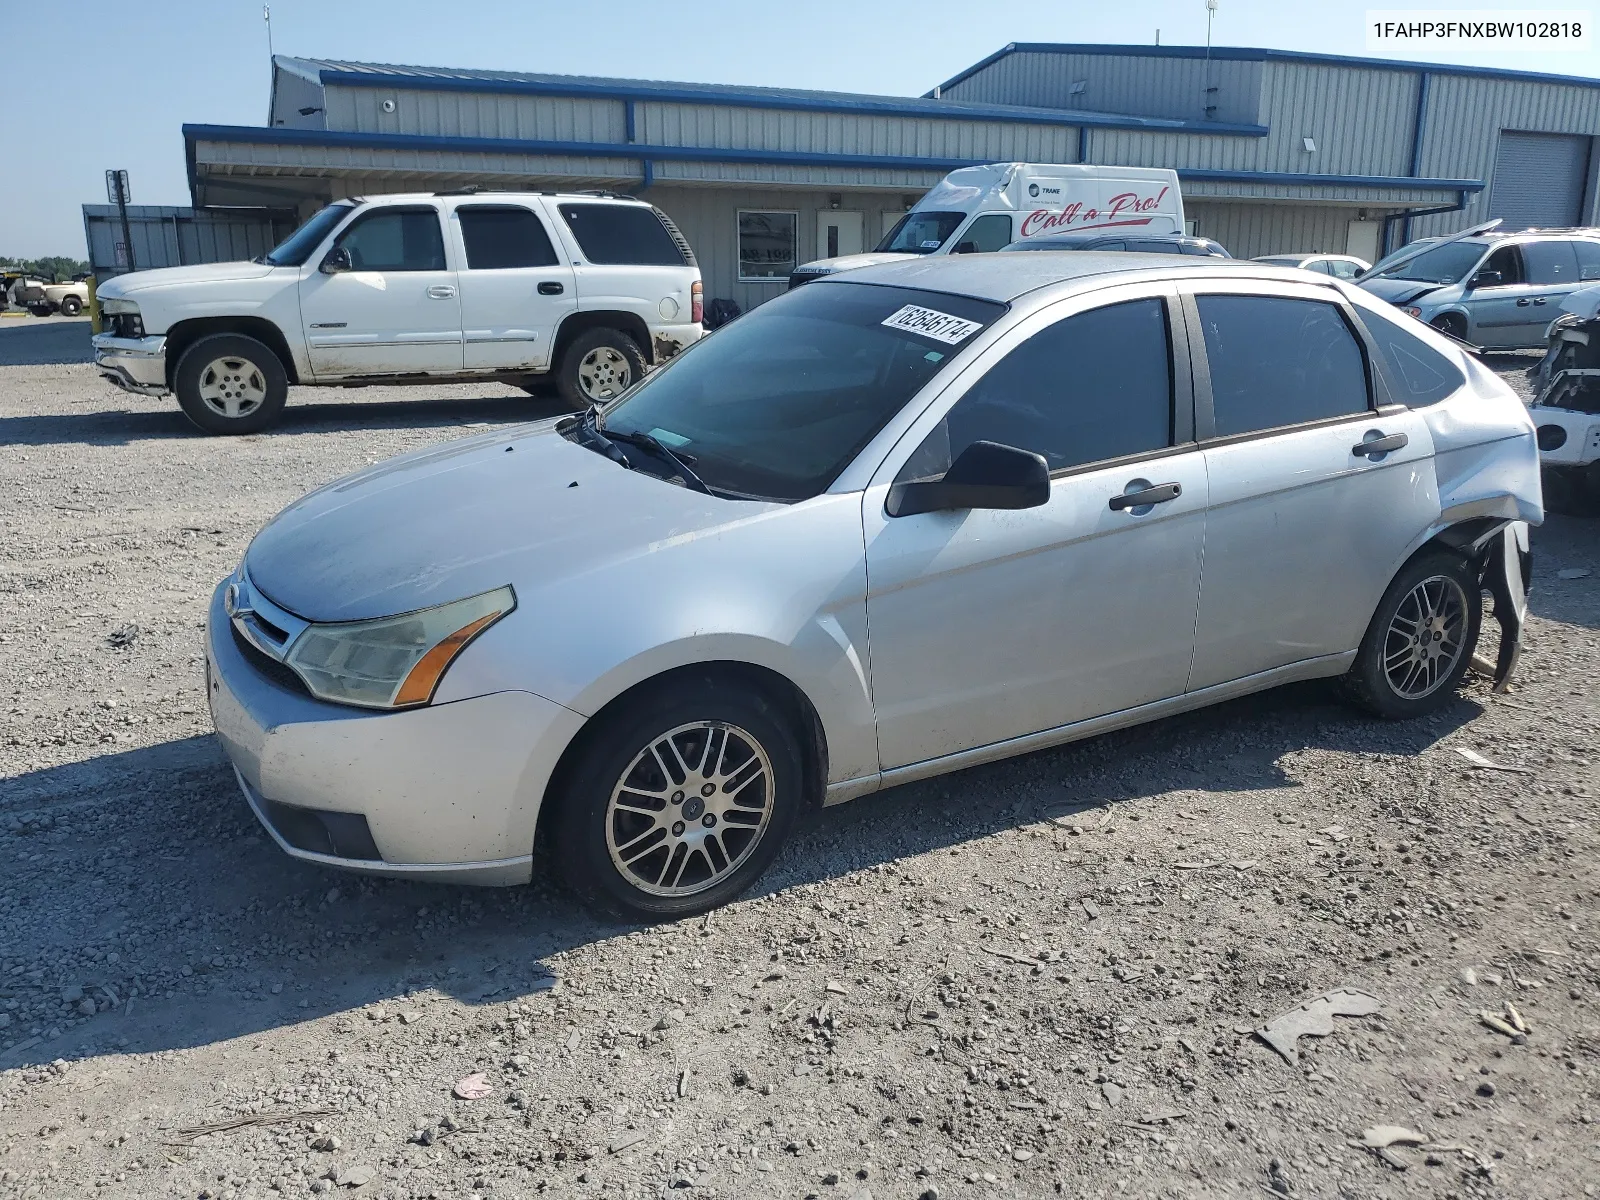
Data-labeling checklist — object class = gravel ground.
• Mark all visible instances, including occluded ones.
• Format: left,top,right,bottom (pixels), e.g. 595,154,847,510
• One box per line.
1,319,1597,1200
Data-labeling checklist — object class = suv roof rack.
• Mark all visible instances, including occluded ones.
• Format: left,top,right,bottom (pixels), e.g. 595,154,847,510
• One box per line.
569,189,643,202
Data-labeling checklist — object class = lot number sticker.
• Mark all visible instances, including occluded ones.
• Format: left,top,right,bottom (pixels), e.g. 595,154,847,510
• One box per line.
881,305,983,345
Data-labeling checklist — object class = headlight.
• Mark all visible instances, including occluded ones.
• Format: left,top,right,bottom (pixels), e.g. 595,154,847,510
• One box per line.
1404,306,1423,318
284,586,515,709
101,298,140,315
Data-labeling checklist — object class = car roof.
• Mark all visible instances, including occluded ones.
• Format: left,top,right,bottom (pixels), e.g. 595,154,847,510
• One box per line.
348,190,648,205
835,253,1313,303
1028,231,1198,246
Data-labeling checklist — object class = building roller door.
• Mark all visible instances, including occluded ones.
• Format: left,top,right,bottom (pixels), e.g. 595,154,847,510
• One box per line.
1491,132,1591,230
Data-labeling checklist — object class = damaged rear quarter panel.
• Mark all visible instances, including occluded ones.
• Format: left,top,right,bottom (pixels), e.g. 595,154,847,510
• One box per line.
1425,354,1544,530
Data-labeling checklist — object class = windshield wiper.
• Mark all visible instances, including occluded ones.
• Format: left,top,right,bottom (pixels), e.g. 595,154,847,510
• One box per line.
603,427,715,496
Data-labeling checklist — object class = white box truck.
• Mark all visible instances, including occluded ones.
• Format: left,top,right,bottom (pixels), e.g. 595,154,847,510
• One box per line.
789,162,1184,287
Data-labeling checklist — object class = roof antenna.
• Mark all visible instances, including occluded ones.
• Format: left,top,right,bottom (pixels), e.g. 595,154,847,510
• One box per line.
1203,0,1219,119
264,5,274,60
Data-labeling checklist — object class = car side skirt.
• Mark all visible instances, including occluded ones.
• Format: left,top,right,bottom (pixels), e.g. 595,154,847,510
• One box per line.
823,650,1358,805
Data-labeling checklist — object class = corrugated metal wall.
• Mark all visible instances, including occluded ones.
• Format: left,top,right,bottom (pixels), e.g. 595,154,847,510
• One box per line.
325,84,627,142
637,102,1074,163
1411,72,1600,239
1187,202,1376,259
81,206,296,277
939,50,1262,126
269,69,327,131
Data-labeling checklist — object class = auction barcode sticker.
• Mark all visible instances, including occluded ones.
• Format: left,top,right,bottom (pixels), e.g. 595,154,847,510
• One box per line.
881,305,984,345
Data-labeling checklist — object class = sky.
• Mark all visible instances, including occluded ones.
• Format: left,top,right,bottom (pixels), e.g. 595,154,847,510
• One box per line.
2,0,1595,257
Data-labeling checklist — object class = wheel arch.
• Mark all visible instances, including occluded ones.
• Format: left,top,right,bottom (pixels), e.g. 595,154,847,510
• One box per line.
552,309,655,367
536,659,830,850
165,316,300,386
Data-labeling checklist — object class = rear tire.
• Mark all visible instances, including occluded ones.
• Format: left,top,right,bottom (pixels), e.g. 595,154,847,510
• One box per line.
59,295,83,317
173,333,289,435
1344,548,1482,720
555,327,646,408
550,675,805,920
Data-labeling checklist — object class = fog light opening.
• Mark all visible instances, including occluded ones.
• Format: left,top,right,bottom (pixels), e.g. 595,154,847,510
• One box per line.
1537,424,1569,452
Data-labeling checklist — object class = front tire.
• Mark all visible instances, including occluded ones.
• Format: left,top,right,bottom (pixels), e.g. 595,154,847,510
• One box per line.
173,334,289,435
59,295,83,317
1345,549,1482,719
555,328,646,408
1431,313,1468,342
550,675,805,919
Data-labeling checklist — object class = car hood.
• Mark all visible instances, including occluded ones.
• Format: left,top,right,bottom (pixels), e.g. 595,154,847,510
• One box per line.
244,421,784,624
1358,277,1448,305
98,260,281,297
796,252,919,276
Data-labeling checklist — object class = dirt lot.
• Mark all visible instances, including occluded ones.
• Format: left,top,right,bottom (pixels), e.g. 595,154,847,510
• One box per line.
1,318,1597,1200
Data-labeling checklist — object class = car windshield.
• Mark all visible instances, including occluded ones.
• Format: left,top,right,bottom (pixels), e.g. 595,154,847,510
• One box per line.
875,211,967,254
1374,240,1486,284
261,203,355,267
597,282,1006,502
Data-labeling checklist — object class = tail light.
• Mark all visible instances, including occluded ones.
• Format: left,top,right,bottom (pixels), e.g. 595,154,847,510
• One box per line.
691,280,703,326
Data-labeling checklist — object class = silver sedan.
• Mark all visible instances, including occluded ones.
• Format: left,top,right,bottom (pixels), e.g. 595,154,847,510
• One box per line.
206,254,1543,918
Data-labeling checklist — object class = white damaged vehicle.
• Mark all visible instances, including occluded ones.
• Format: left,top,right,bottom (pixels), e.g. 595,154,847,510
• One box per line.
1528,282,1600,504
206,254,1540,918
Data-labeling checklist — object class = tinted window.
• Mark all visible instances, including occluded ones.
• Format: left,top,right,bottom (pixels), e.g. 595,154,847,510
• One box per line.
1479,245,1523,285
557,203,684,266
1196,296,1369,436
458,206,558,269
1130,240,1180,253
1359,305,1465,408
1179,242,1215,256
739,211,797,280
1523,240,1583,286
955,214,1013,254
336,209,446,272
1306,259,1336,275
1089,239,1128,252
598,283,1005,502
1576,240,1600,280
899,299,1173,481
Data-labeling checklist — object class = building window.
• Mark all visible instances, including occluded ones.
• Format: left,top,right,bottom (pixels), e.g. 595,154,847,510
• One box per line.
738,211,798,282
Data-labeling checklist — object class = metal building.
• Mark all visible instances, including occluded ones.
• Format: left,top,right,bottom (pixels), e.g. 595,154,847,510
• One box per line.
121,44,1600,307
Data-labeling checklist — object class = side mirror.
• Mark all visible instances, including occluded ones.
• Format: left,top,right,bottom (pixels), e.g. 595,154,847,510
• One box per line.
320,246,353,274
1470,269,1503,288
887,440,1051,517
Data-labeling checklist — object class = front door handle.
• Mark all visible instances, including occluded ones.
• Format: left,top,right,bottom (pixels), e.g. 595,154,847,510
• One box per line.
538,281,565,296
1516,297,1531,306
1353,431,1409,457
1108,481,1182,511
426,284,457,299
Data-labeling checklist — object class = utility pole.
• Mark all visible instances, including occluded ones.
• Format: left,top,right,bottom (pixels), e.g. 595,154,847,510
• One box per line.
1203,0,1219,119
106,170,134,273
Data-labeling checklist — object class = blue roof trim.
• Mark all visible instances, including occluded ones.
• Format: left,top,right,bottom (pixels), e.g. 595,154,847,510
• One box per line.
930,41,1600,95
183,124,1484,194
309,67,1268,136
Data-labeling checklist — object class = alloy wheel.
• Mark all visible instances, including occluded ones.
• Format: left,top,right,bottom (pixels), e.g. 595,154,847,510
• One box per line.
197,356,268,420
605,721,774,897
578,346,632,402
1383,574,1468,699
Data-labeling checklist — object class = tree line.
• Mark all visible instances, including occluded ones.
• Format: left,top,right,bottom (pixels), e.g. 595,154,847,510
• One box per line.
1,255,93,281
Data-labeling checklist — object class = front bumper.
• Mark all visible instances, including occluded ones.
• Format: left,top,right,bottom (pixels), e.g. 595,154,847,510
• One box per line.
204,581,586,885
93,333,168,395
1527,405,1600,467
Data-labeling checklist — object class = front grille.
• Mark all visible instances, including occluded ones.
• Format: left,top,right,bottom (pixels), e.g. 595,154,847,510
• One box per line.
230,624,309,696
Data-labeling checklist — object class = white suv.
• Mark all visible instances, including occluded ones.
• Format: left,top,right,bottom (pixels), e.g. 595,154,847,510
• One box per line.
92,191,704,434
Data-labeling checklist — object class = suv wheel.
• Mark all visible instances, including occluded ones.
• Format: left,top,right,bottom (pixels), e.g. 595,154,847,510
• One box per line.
551,675,805,919
557,328,646,408
59,295,83,317
174,333,289,435
1345,549,1482,719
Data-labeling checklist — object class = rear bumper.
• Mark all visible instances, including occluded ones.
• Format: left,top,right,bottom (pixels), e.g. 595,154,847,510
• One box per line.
92,333,168,395
204,580,587,885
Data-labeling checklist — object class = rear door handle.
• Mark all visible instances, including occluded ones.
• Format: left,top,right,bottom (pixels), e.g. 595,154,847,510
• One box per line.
1108,481,1182,511
1352,431,1408,457
538,281,565,296
426,285,456,299
1532,297,1548,305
